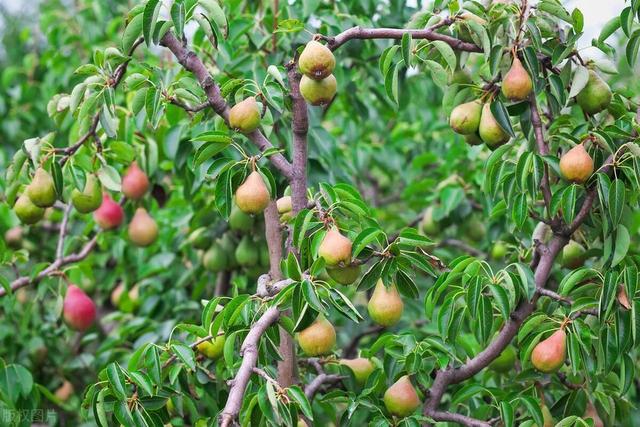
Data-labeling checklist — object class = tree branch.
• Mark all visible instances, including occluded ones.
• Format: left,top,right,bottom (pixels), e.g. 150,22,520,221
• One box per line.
304,373,343,400
425,410,491,427
159,32,293,180
286,67,309,213
529,95,553,218
55,204,72,259
343,325,385,358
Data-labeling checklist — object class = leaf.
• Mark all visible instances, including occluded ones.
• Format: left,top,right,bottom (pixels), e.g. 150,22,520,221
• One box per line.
568,65,589,98
352,227,385,257
171,0,186,37
287,386,313,420
401,33,412,68
608,179,625,226
123,12,144,52
171,343,196,371
142,0,162,47
627,30,640,67
599,16,621,42
431,40,456,71
490,101,516,137
97,164,122,191
611,225,630,267
106,363,127,400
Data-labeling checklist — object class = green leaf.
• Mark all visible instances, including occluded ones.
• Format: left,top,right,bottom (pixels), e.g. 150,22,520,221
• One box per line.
352,227,385,257
123,12,144,53
431,40,457,71
171,343,196,371
171,0,186,37
287,386,313,420
142,0,162,47
490,101,515,137
106,363,127,400
97,164,122,191
608,179,625,226
401,33,412,68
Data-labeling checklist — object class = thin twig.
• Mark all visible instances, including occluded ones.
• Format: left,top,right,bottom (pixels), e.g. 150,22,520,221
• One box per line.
56,204,72,260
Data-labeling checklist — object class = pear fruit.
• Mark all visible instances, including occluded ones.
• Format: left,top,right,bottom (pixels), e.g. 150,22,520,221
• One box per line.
583,401,604,427
464,132,484,146
456,12,486,43
491,242,508,260
450,68,472,85
298,40,335,80
71,174,102,213
189,227,213,250
220,234,238,268
228,97,261,133
128,208,158,247
449,100,482,135
229,204,255,231
462,215,486,242
121,161,149,200
340,358,375,384
300,74,337,106
421,207,439,235
531,329,566,373
327,263,361,285
561,240,586,269
277,196,293,221
479,103,510,148
488,345,517,373
383,375,421,418
55,380,74,402
110,283,140,313
196,334,226,360
63,285,96,331
4,226,23,249
533,403,555,427
297,317,336,356
235,235,259,267
14,194,45,225
203,243,228,272
94,194,124,230
297,419,309,427
559,144,593,184
26,167,56,208
368,279,404,327
576,70,612,115
501,56,533,101
318,226,352,266
235,171,270,214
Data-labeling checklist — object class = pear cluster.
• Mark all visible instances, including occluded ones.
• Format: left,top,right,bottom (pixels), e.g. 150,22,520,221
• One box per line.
450,101,510,149
14,167,57,225
298,41,338,106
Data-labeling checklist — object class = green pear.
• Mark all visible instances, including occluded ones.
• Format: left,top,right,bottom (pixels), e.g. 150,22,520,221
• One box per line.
456,12,486,43
531,329,566,373
71,174,102,213
535,403,554,427
561,240,586,269
383,375,421,417
235,235,259,267
14,194,45,225
297,317,336,356
220,234,239,268
339,358,375,384
488,345,517,373
128,208,158,247
188,227,213,250
228,97,261,133
368,279,403,327
450,68,472,85
491,241,508,260
300,74,337,106
203,243,228,272
318,226,352,266
326,263,361,285
277,196,293,221
26,167,56,208
421,207,439,235
501,56,533,101
298,40,335,80
196,334,226,360
462,215,486,242
450,100,482,135
559,144,593,184
479,103,510,148
235,171,270,215
464,132,484,146
576,70,612,115
229,204,255,231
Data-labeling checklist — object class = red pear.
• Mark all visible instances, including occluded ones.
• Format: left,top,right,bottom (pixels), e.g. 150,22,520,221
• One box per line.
121,161,149,200
383,375,421,417
63,285,96,331
531,329,566,373
559,144,594,184
128,208,158,247
94,194,124,230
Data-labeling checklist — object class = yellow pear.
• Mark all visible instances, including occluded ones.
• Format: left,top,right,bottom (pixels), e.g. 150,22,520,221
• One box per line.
317,226,352,266
297,317,336,356
368,279,403,327
340,358,375,384
559,144,593,184
300,74,337,106
14,194,45,225
449,100,482,135
479,103,510,148
383,375,421,417
128,208,158,247
235,171,270,214
228,97,261,133
502,56,533,101
196,334,226,360
531,329,566,373
298,40,335,80
576,70,612,115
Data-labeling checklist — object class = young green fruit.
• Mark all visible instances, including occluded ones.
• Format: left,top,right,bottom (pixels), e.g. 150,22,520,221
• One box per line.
488,345,517,373
277,196,293,222
235,171,270,214
368,279,404,327
531,329,566,373
326,263,361,285
559,144,593,184
297,317,336,356
14,194,45,225
576,70,612,115
583,401,604,427
501,56,533,101
196,334,226,360
121,161,149,200
534,403,555,427
189,227,213,250
63,285,96,331
71,174,102,213
479,103,510,148
228,97,261,133
462,215,486,242
128,208,158,247
298,40,335,80
449,100,482,135
220,234,239,268
235,235,259,267
94,194,124,230
26,167,56,208
300,74,337,106
339,358,375,384
228,204,255,231
464,132,484,146
449,68,472,85
203,243,228,272
421,207,439,235
318,226,352,266
383,375,421,417
456,12,486,43
491,241,508,260
561,240,586,269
